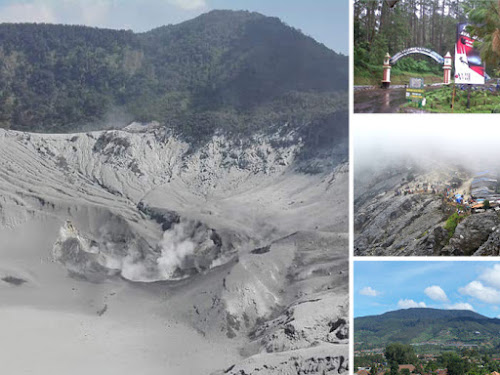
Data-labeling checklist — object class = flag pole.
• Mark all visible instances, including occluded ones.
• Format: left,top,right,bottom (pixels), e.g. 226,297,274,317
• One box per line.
451,84,456,113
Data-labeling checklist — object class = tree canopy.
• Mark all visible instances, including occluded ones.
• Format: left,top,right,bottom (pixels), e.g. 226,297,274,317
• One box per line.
385,343,418,365
467,0,500,70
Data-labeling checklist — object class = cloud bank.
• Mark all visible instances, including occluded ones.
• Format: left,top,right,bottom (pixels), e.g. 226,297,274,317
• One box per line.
0,0,208,31
0,2,56,23
359,286,380,297
398,299,426,309
480,264,500,290
445,302,474,311
168,0,207,10
459,281,500,304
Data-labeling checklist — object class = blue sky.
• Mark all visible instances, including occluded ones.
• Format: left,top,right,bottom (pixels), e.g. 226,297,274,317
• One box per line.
355,261,500,319
0,0,348,54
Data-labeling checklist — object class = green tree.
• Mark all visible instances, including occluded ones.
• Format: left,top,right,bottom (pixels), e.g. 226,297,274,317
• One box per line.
447,356,468,375
424,360,438,373
438,352,468,375
467,0,500,69
385,343,417,365
414,363,424,374
390,361,400,375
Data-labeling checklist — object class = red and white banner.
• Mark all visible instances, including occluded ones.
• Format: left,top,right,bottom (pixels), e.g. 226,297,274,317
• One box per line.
454,23,485,85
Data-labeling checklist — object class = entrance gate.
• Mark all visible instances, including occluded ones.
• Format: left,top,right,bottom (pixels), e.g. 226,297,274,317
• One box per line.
382,48,452,88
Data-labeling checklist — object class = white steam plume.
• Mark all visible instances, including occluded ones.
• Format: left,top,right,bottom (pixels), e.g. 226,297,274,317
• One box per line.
157,221,197,279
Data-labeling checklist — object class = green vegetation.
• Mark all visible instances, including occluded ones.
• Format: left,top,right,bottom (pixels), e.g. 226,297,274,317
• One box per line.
385,343,418,365
0,10,347,149
467,1,500,71
444,213,465,240
354,308,500,350
353,0,500,86
354,354,385,369
355,344,500,375
390,361,399,375
408,85,500,113
440,352,469,375
418,230,429,239
354,57,443,86
354,0,473,86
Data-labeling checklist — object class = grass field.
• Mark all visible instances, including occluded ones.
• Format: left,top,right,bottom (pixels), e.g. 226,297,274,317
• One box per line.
403,84,500,113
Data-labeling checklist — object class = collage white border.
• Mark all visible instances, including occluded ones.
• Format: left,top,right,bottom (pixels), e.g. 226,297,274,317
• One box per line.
349,0,354,372
347,1,500,373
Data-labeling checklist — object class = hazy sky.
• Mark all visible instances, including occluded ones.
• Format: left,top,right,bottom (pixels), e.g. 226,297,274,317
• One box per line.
353,120,500,179
0,0,348,54
355,261,500,319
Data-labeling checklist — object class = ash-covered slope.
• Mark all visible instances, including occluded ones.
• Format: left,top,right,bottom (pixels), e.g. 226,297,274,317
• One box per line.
354,160,500,256
0,123,348,374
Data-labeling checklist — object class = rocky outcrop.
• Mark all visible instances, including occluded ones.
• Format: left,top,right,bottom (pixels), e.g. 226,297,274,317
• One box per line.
215,344,348,375
475,229,500,255
355,193,445,256
441,212,499,256
356,186,500,256
354,162,500,256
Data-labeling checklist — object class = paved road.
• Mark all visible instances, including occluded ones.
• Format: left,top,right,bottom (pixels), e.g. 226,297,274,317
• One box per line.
354,85,443,113
354,87,408,113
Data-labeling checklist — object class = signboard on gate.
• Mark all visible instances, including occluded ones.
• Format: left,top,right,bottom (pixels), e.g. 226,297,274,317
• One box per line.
455,23,485,85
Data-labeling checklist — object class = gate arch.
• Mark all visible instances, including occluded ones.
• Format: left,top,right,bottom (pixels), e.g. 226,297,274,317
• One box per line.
390,47,444,65
381,49,452,88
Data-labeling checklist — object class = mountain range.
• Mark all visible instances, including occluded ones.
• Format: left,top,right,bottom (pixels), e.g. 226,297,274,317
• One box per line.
0,10,347,151
355,308,500,350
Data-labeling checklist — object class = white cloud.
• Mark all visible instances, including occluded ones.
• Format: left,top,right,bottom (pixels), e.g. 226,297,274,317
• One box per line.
445,302,475,311
359,286,380,297
80,1,112,27
479,264,500,290
167,0,206,10
0,0,207,29
0,2,56,23
398,299,427,309
424,285,449,302
459,281,500,304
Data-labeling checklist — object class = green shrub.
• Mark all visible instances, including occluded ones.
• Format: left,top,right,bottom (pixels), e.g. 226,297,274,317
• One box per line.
444,213,463,240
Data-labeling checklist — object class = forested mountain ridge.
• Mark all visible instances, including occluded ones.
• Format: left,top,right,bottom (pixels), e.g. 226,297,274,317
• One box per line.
355,308,500,349
0,10,347,148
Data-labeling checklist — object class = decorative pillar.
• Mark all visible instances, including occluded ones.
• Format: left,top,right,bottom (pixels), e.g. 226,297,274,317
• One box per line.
443,51,452,85
382,53,391,89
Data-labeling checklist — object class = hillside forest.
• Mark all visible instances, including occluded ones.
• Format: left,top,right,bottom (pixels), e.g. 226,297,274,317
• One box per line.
0,10,348,150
